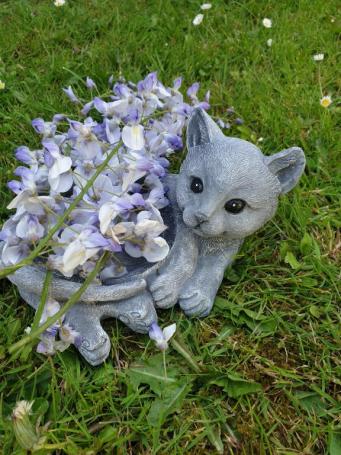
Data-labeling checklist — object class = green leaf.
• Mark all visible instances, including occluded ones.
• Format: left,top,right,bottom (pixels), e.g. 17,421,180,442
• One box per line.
127,355,179,396
208,372,262,398
147,383,191,427
201,407,224,454
214,298,278,336
300,232,314,256
309,305,321,318
32,398,49,420
279,241,290,260
93,364,116,386
329,430,341,455
284,251,300,270
98,426,117,444
294,391,328,416
224,267,241,283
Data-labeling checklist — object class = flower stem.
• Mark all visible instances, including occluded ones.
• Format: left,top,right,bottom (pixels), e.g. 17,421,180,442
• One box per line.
31,270,52,332
0,143,121,280
163,350,167,379
171,338,202,373
8,251,110,354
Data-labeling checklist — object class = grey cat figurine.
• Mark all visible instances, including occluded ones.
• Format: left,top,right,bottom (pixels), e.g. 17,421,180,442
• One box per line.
6,108,305,365
149,108,306,316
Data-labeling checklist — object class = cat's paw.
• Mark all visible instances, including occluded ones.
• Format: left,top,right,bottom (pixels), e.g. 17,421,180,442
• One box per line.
179,290,213,317
149,275,179,309
78,329,111,366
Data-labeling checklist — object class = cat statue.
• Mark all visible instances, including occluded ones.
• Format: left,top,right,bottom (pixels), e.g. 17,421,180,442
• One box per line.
7,108,305,365
148,108,306,317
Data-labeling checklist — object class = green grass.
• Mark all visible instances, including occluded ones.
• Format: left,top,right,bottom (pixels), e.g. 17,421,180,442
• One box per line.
0,0,340,453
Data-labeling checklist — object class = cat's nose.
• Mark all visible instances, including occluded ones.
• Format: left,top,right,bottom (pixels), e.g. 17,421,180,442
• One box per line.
196,211,209,223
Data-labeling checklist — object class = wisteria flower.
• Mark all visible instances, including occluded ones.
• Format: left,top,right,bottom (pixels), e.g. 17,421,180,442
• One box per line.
59,323,82,346
124,211,169,262
36,298,81,355
262,18,272,28
320,95,332,108
43,139,73,193
122,123,145,150
149,322,176,351
1,72,217,282
193,14,204,26
86,77,96,89
62,86,79,103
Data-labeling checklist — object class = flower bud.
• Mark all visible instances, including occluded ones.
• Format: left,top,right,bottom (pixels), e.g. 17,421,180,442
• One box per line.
12,401,40,450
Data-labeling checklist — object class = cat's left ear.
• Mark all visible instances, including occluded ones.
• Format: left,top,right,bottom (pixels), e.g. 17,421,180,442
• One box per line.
265,147,305,194
187,107,225,148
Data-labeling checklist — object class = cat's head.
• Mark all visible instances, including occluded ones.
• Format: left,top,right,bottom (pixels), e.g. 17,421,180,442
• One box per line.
176,108,305,240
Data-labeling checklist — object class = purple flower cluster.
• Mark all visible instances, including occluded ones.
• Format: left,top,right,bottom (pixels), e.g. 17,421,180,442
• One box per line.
1,73,210,280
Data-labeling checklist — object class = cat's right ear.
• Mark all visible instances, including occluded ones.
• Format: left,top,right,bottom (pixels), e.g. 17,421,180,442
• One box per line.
265,147,306,194
187,108,225,148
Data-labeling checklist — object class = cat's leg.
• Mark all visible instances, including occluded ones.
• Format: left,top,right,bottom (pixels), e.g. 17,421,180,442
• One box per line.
63,304,111,366
101,291,157,334
148,225,198,309
179,247,239,317
67,292,157,364
17,288,110,366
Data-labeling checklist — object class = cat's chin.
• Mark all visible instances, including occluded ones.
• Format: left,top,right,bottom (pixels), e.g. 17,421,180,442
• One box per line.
192,226,222,238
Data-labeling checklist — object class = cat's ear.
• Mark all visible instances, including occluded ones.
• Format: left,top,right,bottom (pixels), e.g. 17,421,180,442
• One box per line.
265,147,305,194
187,108,225,148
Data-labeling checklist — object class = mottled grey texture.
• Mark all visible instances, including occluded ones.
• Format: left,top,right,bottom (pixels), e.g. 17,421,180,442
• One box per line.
4,108,305,365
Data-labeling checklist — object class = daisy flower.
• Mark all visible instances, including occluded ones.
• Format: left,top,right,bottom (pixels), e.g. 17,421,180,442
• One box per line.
193,14,204,26
320,95,332,108
262,18,272,28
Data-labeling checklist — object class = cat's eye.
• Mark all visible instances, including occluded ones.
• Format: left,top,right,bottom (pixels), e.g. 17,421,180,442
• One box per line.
224,199,246,214
190,177,203,193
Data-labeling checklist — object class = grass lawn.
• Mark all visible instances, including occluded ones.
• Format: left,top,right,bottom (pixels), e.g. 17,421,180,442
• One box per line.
0,0,340,453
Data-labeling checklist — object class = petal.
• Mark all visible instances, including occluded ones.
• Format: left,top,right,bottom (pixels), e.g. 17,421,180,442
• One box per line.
59,323,80,343
37,339,56,356
124,241,142,258
148,322,164,342
135,219,166,238
1,243,29,265
49,156,72,179
99,203,118,234
40,298,61,325
49,172,73,193
7,190,30,210
122,124,145,150
143,237,169,262
122,168,146,192
62,240,87,273
163,323,176,342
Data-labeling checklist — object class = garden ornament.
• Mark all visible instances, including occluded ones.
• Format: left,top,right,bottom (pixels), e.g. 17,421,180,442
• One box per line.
3,108,305,365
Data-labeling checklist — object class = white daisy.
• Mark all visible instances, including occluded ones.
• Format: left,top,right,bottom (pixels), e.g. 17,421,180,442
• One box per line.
193,14,204,26
262,18,272,28
320,95,332,108
313,53,324,61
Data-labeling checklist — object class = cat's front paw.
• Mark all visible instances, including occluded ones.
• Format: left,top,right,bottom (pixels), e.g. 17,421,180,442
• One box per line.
149,274,179,309
179,290,213,317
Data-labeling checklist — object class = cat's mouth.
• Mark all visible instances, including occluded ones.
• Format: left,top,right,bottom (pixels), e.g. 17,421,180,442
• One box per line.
181,209,216,237
192,221,214,237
